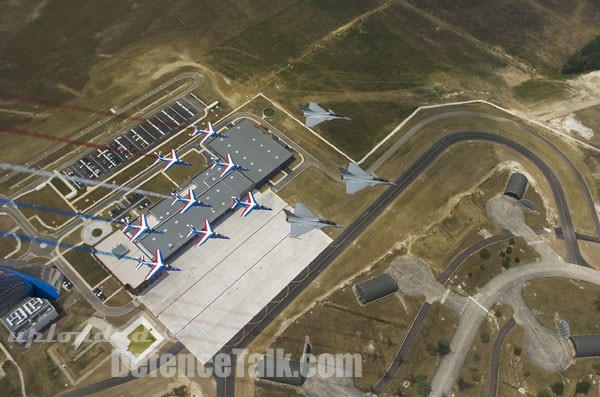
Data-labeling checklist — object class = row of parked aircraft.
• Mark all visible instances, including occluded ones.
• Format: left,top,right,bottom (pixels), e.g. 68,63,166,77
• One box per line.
129,114,395,281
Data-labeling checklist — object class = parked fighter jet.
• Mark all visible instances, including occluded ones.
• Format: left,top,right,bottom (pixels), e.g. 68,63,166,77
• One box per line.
340,162,396,195
136,249,181,281
186,219,229,247
190,122,227,145
121,214,160,242
230,191,272,218
171,188,211,214
154,149,192,172
283,203,341,238
300,102,350,127
210,153,249,178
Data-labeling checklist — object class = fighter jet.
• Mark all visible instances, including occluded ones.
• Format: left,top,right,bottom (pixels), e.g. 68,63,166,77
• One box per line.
210,153,249,178
136,249,181,281
230,191,272,218
121,214,161,242
154,149,192,172
300,102,350,128
283,203,341,238
340,162,396,195
171,188,211,214
186,219,230,247
190,122,227,145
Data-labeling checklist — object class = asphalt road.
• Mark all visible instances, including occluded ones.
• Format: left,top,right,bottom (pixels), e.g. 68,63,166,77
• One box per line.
488,317,516,396
215,131,591,396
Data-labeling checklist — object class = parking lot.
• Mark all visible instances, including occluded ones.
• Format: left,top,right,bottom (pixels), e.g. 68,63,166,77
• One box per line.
63,94,206,188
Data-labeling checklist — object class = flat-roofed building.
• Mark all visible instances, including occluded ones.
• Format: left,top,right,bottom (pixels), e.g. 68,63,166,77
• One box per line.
2,297,58,341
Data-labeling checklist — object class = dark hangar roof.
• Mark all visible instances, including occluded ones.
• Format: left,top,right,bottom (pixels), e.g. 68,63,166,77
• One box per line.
138,166,253,256
570,335,600,358
137,118,292,258
355,274,398,305
208,119,293,185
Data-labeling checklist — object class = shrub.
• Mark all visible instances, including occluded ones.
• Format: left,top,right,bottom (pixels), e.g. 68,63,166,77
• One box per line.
514,257,521,264
513,346,522,356
437,338,451,356
416,379,432,397
506,246,512,255
480,330,490,343
499,251,506,257
575,380,591,394
509,238,515,245
479,248,491,259
494,308,502,317
537,390,551,397
551,382,564,395
523,368,531,377
426,342,438,356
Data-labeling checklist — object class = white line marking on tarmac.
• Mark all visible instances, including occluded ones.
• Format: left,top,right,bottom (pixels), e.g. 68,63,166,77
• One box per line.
469,296,489,314
440,289,451,305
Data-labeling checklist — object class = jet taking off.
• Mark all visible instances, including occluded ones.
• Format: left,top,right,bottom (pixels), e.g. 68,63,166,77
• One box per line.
136,249,181,281
154,149,192,172
283,203,341,238
340,162,396,195
122,214,160,242
171,188,211,214
210,154,249,178
190,122,227,145
186,219,230,247
230,191,272,218
300,102,350,127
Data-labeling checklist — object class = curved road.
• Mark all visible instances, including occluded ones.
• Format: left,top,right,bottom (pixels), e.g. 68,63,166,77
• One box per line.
488,318,516,397
215,130,591,396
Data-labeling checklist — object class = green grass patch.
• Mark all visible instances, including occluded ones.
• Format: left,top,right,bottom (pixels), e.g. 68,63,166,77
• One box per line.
63,247,109,287
18,184,73,228
127,325,156,356
0,361,22,397
513,79,567,102
166,150,207,186
448,237,539,296
50,177,73,196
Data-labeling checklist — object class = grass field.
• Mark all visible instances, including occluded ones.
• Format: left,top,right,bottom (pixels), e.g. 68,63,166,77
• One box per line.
455,304,513,396
17,185,73,228
166,149,207,186
127,325,156,357
512,79,569,103
0,360,22,397
499,326,600,396
54,337,112,381
405,0,600,74
63,248,109,287
265,249,425,392
0,214,20,257
447,237,539,296
382,302,458,396
98,276,122,298
523,278,600,335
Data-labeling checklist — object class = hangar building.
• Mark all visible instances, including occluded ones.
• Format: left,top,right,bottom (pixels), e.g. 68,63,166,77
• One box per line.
137,118,293,258
101,118,294,293
503,172,528,200
354,274,398,305
570,335,600,358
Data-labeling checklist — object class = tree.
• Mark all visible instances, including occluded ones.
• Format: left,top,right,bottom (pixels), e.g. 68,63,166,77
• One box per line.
550,382,564,396
537,389,552,397
416,379,432,397
426,342,438,356
479,248,491,259
502,257,511,269
575,380,591,394
514,257,521,264
523,368,531,377
513,346,522,356
509,237,515,245
437,338,451,356
499,251,506,257
506,246,513,255
480,330,490,343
